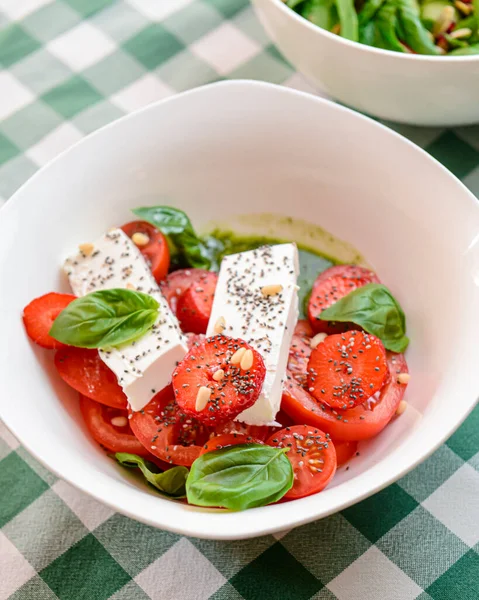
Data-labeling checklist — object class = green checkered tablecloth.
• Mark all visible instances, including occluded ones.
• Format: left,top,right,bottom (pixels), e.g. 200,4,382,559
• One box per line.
1,1,479,599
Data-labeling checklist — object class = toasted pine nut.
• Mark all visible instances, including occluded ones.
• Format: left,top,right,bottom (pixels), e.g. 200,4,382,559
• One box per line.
449,27,472,39
126,282,136,290
230,347,246,365
310,333,327,349
396,400,407,416
214,316,226,335
195,386,211,411
455,0,472,14
397,373,410,385
212,369,225,382
240,349,254,371
132,232,150,247
261,284,283,297
111,416,128,427
79,243,94,256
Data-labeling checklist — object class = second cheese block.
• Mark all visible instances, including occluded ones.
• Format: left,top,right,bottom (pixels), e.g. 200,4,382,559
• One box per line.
206,244,299,425
64,228,188,411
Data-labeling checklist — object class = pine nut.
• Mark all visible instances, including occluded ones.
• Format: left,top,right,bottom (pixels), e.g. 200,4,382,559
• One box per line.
397,373,410,385
396,400,407,416
310,333,327,349
195,386,211,411
79,243,94,256
230,347,246,365
212,369,225,381
111,416,127,427
214,316,226,334
261,284,283,297
449,27,472,39
126,282,136,290
455,0,472,14
132,232,150,247
240,349,254,371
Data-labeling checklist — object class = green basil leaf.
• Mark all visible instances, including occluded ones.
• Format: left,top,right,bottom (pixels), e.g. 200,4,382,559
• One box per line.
132,205,218,270
115,453,188,498
49,288,159,349
186,444,294,511
319,283,409,352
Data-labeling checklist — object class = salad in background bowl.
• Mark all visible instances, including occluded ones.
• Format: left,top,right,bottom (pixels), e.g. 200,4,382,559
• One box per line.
1,81,478,539
252,0,479,125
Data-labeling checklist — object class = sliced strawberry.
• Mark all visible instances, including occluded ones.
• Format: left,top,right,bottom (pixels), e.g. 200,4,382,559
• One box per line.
23,292,76,349
307,330,388,410
160,269,212,315
176,272,217,334
172,334,266,425
308,265,380,334
185,332,206,349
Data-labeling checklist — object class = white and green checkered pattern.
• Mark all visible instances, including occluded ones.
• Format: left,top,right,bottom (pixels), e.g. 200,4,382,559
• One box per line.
1,1,478,599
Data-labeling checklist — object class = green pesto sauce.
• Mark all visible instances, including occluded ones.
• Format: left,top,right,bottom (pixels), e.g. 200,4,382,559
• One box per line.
207,230,338,318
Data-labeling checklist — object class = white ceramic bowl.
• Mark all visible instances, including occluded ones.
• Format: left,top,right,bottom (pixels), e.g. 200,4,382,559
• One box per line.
0,81,478,539
252,0,479,126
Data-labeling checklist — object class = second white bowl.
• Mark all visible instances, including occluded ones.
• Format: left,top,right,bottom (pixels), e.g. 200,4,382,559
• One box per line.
252,0,479,126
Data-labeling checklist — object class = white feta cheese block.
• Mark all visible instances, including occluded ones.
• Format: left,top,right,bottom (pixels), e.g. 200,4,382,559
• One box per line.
64,228,188,411
206,244,299,425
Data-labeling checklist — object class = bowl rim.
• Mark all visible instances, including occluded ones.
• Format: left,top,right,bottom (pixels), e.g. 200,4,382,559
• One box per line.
263,0,479,62
1,79,479,539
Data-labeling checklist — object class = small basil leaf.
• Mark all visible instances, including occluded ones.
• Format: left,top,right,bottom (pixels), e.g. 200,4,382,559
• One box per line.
49,288,159,349
132,205,217,270
319,283,409,352
115,453,188,498
186,444,294,511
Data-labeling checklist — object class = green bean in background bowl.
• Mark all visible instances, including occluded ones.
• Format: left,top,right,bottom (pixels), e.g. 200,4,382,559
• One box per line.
286,0,479,54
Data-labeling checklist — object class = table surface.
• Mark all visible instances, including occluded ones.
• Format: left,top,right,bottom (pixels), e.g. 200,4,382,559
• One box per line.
1,1,479,599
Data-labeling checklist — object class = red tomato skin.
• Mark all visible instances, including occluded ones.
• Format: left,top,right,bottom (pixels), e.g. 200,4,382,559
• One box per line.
172,335,266,426
200,434,261,455
308,265,380,334
23,292,76,349
80,395,149,457
288,320,314,387
55,347,127,409
176,272,217,334
281,351,408,441
160,269,212,316
129,386,209,467
121,221,170,283
267,425,337,499
334,440,358,467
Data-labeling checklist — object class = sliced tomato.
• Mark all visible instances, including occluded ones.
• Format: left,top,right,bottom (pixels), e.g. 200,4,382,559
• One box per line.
282,351,408,441
267,425,336,499
80,395,149,457
214,420,273,443
288,320,314,387
308,265,380,333
55,347,127,409
176,272,217,334
121,220,170,283
160,269,212,316
200,433,260,455
307,331,388,409
129,386,209,466
334,440,358,467
172,335,266,425
23,292,76,349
